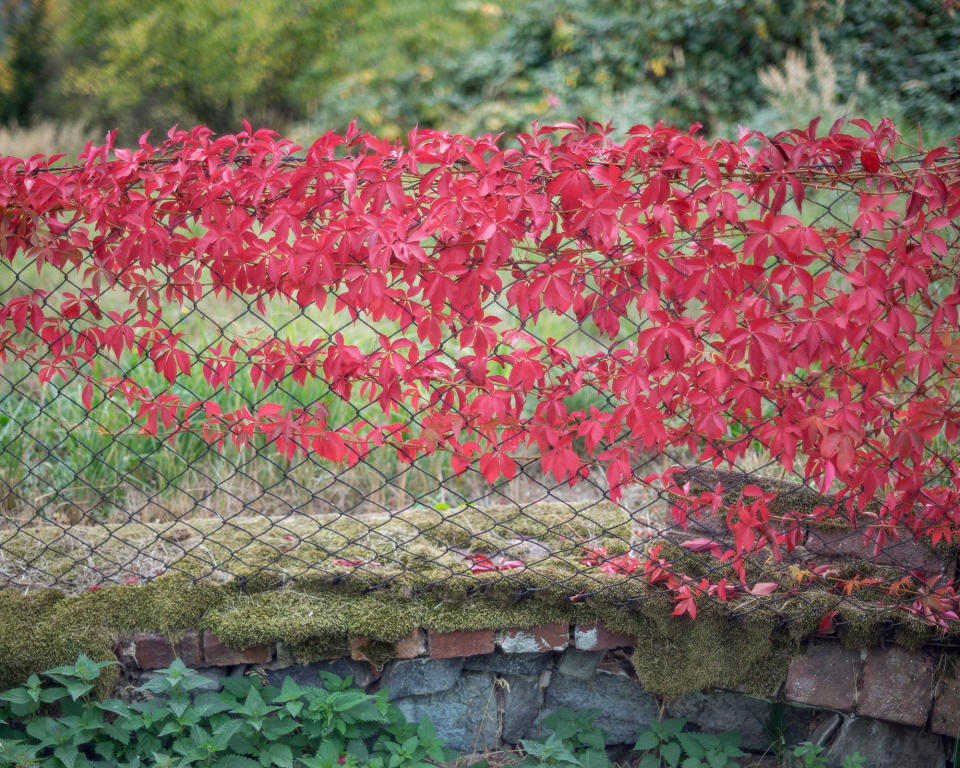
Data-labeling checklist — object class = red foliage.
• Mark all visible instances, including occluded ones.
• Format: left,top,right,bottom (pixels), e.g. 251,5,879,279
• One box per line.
464,554,524,572
2,117,959,623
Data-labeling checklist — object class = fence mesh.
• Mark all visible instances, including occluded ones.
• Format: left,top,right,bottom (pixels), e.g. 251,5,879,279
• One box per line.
1,120,959,640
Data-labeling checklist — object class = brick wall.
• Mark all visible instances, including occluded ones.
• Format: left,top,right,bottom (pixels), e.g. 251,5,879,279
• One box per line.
115,623,958,768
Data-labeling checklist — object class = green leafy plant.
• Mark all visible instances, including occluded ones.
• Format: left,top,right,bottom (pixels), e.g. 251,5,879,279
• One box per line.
785,742,867,768
633,717,744,768
518,708,613,768
0,654,878,768
0,654,455,768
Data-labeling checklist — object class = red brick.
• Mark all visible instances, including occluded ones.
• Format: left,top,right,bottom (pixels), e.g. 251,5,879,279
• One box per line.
202,633,271,666
932,677,960,737
574,622,635,651
134,631,202,670
428,629,495,658
394,629,426,659
346,638,388,679
857,647,935,727
349,637,371,662
784,644,860,711
174,631,202,667
497,623,569,653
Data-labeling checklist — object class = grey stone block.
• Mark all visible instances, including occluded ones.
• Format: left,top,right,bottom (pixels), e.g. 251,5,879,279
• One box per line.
809,712,842,747
196,668,227,691
265,659,377,690
780,704,821,746
823,716,945,768
557,649,604,681
464,652,551,676
378,657,466,700
667,691,772,752
393,671,499,752
502,674,544,744
531,669,658,744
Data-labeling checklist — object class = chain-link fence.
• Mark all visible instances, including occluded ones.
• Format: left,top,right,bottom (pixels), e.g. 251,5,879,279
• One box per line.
1,121,958,637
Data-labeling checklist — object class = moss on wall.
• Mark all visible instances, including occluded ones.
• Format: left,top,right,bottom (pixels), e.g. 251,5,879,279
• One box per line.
2,499,957,699
0,577,227,695
0,500,633,587
3,566,958,700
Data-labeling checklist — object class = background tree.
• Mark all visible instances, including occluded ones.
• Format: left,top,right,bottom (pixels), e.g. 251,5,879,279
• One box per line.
0,0,955,147
0,0,55,127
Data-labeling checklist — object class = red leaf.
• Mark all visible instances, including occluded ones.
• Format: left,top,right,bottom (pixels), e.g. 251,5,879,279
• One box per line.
478,451,517,484
816,610,838,635
861,149,880,173
680,537,726,559
671,594,697,619
82,382,93,410
464,553,523,572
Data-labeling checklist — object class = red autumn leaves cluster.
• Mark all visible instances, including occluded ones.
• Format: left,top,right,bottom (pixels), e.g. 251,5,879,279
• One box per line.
577,539,777,619
1,117,959,623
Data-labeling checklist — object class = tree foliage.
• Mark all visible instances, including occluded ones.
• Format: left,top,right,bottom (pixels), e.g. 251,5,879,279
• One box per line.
370,0,960,137
47,0,351,135
0,0,956,140
0,0,55,126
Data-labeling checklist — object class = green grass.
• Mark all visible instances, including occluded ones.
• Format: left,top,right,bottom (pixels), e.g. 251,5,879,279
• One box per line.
0,246,652,532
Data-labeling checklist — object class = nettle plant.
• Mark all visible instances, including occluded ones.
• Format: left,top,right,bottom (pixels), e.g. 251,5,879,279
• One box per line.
0,654,454,768
1,118,959,622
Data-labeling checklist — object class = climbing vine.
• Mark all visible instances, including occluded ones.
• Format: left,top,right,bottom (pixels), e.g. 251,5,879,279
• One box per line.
1,117,959,622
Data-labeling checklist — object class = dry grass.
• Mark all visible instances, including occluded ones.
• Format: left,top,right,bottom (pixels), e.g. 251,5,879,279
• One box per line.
758,28,867,130
0,121,91,159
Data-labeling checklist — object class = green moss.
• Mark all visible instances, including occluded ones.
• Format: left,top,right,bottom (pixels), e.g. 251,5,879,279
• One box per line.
0,589,118,697
0,571,948,700
836,602,886,649
286,635,350,664
209,591,421,646
0,578,227,695
777,591,844,642
425,596,580,634
739,635,799,697
0,501,637,588
893,616,937,650
623,598,787,698
3,496,959,699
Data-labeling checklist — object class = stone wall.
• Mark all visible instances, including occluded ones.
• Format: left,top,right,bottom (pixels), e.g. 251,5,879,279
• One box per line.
117,622,960,768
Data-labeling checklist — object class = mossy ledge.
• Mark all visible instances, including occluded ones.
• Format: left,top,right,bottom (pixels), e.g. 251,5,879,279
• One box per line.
2,569,958,700
2,495,955,698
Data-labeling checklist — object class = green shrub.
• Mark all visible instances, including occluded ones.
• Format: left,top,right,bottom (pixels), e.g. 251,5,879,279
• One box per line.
6,0,955,142
0,654,454,767
0,653,877,768
518,708,614,768
633,717,744,768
